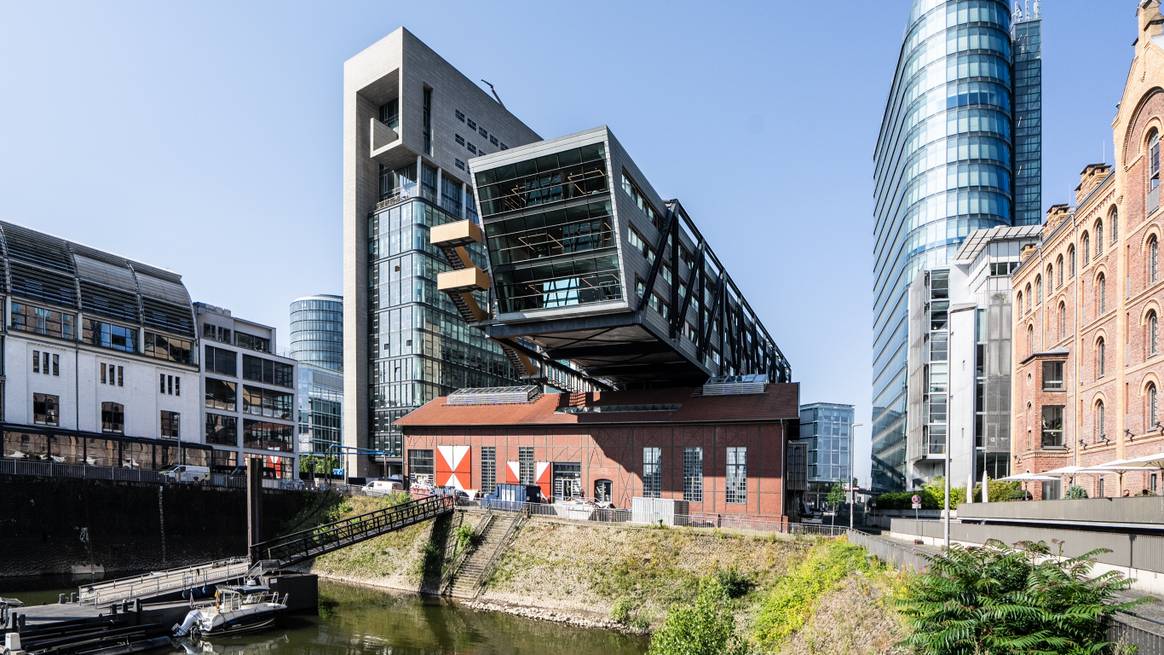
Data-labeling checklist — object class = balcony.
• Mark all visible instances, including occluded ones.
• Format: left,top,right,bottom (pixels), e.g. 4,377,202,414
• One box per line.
431,220,483,248
369,117,401,162
437,267,491,292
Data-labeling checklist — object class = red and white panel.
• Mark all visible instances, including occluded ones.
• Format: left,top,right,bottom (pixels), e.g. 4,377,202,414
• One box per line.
505,460,521,484
435,445,471,490
535,461,551,499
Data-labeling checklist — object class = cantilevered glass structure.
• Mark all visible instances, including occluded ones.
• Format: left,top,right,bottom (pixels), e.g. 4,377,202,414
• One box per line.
872,0,1042,491
439,127,790,387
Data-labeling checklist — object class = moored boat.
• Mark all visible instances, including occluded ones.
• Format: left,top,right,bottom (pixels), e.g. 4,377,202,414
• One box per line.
173,584,287,638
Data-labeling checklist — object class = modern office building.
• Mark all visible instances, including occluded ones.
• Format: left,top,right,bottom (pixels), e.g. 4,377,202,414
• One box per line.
0,221,209,469
289,294,343,372
443,126,791,387
904,225,1039,491
872,0,1043,490
1011,0,1164,498
798,403,854,508
342,27,543,479
195,303,298,479
296,364,343,457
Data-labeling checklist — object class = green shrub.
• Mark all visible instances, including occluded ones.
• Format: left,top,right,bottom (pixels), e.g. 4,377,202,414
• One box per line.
648,579,749,655
1066,484,1090,499
898,539,1142,654
611,596,639,626
752,539,874,650
714,567,754,599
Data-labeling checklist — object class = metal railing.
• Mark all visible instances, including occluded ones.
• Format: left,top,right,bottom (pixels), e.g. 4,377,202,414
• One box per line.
77,556,251,607
0,457,305,491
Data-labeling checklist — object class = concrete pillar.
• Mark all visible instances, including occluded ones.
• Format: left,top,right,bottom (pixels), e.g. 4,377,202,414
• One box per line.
246,457,263,552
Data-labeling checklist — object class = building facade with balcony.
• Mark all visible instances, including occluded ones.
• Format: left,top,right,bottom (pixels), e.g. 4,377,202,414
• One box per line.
196,303,298,479
1010,1,1164,499
0,221,208,471
872,0,1043,491
342,27,542,479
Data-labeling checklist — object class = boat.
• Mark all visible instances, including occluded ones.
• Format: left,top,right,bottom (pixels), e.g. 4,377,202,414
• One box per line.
173,584,287,637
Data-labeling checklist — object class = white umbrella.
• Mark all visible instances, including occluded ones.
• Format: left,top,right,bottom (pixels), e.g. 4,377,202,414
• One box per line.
1084,459,1156,496
999,472,1059,481
1124,451,1164,468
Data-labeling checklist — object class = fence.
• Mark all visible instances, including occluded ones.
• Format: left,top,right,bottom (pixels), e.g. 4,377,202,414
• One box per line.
0,457,305,492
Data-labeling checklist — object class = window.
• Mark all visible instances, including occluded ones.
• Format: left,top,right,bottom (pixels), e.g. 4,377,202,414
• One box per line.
642,447,661,498
1094,400,1105,440
1069,245,1076,278
1095,220,1104,255
100,363,124,386
243,385,294,420
422,86,432,155
455,133,464,146
1056,254,1064,287
144,332,192,364
101,401,124,434
1016,291,1023,314
160,411,180,439
518,446,534,485
1096,274,1106,314
1149,383,1159,430
1040,405,1064,448
1151,236,1161,286
234,332,270,353
1024,283,1032,313
490,135,498,146
243,420,293,451
205,378,237,411
1046,265,1054,291
1110,209,1118,243
242,355,293,387
466,117,476,130
455,109,464,122
1099,477,1107,498
32,351,59,376
467,142,477,154
160,374,181,396
1150,129,1160,192
683,447,703,502
204,346,236,376
499,142,507,150
1042,361,1064,390
11,302,74,340
455,159,465,171
205,413,237,446
83,318,136,353
32,350,39,374
202,323,232,343
726,447,748,504
1150,311,1160,357
379,98,398,130
620,172,663,229
1057,302,1067,339
33,393,59,426
1082,233,1091,265
1026,325,1034,356
481,446,496,495
1097,338,1106,378
1035,275,1043,304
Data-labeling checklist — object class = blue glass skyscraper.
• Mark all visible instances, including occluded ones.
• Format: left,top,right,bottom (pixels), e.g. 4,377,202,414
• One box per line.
872,0,1041,491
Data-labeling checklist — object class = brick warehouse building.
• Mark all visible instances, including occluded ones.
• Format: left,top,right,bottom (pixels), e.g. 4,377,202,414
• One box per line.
1010,0,1164,498
395,382,799,520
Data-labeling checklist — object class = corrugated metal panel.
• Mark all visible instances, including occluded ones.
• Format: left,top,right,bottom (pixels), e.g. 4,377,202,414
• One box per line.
9,261,77,308
1,222,74,273
135,271,191,306
142,297,195,336
79,281,140,324
73,253,138,293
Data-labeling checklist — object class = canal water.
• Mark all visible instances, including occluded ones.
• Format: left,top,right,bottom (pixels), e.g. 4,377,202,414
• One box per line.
0,578,649,655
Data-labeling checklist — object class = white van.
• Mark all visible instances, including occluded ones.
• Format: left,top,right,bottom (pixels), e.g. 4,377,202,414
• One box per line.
363,479,405,496
160,464,210,484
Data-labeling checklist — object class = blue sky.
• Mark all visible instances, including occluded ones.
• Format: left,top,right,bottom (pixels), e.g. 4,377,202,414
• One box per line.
0,1,1140,483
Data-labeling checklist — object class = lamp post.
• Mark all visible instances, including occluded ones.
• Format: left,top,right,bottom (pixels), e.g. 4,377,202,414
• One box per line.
850,422,863,531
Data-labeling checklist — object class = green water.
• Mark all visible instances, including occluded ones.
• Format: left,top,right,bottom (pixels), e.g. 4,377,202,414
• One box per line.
1,579,649,655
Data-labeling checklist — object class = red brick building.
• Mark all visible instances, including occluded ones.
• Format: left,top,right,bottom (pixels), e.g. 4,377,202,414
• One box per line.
1011,1,1164,498
395,384,799,520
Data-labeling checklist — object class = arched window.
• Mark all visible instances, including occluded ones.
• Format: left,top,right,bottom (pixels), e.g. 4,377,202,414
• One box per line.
1058,302,1067,339
101,401,124,434
1027,325,1035,356
1017,290,1024,313
1097,338,1106,378
1110,208,1118,243
1082,233,1091,265
1035,274,1043,304
1096,273,1107,314
1150,129,1160,193
1148,382,1159,430
1150,236,1159,285
1056,254,1064,288
1025,283,1032,313
1095,400,1106,440
1068,245,1076,278
1095,220,1104,255
1150,311,1159,357
1047,264,1054,291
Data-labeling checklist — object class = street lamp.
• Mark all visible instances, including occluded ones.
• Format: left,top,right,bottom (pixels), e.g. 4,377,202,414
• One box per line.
850,422,863,531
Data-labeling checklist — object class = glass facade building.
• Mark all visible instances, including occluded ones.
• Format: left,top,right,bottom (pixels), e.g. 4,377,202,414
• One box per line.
297,364,343,455
289,295,343,372
799,403,854,507
872,0,1042,490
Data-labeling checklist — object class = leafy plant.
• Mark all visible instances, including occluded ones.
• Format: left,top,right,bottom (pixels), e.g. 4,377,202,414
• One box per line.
1066,484,1090,499
714,566,754,599
897,539,1142,654
826,482,847,509
648,578,749,655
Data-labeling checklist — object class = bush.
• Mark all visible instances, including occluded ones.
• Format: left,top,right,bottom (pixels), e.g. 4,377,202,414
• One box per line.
648,579,749,655
1066,484,1090,499
714,567,754,599
898,540,1142,654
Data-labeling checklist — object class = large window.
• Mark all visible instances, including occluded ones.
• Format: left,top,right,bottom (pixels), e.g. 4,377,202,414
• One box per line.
11,302,74,340
243,420,293,452
1096,274,1106,314
1150,129,1160,193
475,143,608,218
481,446,496,495
235,332,270,353
1150,236,1159,285
1040,405,1064,448
243,355,293,388
33,393,59,426
242,385,293,420
144,332,192,364
487,199,616,267
642,447,661,498
1149,383,1159,430
1082,233,1091,265
205,345,237,376
683,447,703,502
1094,401,1105,441
101,401,124,434
1097,338,1106,378
205,413,237,446
160,410,180,439
421,86,432,155
1042,361,1064,391
83,318,137,353
518,446,534,485
409,448,435,484
205,378,237,411
726,447,748,504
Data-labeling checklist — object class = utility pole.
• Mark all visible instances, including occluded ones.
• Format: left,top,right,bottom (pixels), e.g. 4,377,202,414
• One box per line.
944,429,954,551
850,422,863,531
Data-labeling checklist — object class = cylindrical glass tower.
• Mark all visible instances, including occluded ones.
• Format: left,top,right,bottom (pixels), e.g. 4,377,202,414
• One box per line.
289,294,343,372
872,0,1034,491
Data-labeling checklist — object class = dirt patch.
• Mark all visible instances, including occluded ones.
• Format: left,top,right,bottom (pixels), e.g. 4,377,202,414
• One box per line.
777,573,908,655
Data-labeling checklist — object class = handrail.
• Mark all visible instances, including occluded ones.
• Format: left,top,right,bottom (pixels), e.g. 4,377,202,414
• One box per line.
473,510,527,598
441,512,493,596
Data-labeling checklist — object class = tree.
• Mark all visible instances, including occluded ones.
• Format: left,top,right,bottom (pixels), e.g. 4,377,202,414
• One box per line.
898,539,1141,654
648,578,749,655
825,482,846,525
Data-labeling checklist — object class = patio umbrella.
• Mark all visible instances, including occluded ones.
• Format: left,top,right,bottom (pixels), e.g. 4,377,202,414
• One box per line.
999,472,1059,481
1084,459,1156,496
1121,451,1164,494
1042,465,1090,488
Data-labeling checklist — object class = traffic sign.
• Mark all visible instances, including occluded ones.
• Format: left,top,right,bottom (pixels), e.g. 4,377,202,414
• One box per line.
911,494,921,510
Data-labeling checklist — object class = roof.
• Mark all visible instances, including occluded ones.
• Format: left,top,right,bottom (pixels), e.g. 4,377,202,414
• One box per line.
954,224,1043,264
396,384,799,429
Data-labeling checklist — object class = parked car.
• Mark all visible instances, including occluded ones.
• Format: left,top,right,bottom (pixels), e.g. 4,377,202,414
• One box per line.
160,464,210,484
364,479,405,496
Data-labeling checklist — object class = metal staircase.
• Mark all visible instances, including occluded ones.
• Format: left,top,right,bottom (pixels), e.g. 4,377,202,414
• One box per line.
248,495,454,573
446,511,524,600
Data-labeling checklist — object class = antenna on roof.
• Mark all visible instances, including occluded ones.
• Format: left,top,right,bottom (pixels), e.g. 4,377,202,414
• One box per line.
481,79,505,109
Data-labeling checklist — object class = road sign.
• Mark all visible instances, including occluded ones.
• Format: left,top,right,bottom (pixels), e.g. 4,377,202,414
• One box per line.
911,494,921,510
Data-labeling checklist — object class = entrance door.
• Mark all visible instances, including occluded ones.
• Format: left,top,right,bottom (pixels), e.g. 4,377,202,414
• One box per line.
552,462,582,501
594,479,612,503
